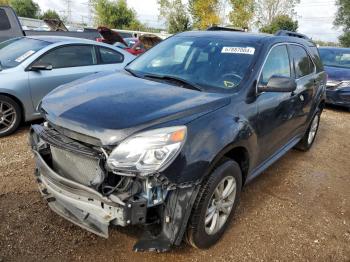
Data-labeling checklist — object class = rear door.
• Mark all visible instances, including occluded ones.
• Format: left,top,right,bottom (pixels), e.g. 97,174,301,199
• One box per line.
256,44,297,161
28,44,99,110
287,44,317,136
94,46,127,70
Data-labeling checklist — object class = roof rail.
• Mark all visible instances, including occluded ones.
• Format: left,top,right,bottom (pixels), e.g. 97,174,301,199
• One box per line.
275,30,310,40
207,26,246,32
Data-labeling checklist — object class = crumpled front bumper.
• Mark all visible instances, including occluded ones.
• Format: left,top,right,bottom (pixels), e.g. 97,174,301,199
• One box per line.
33,150,127,238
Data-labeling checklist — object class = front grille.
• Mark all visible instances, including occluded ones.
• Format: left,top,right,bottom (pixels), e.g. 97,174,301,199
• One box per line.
51,146,104,187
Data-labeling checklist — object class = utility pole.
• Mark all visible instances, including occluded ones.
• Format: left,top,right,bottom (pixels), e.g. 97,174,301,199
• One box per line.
66,0,72,24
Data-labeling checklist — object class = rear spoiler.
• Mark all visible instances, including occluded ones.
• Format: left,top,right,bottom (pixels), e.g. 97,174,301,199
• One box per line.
207,26,246,32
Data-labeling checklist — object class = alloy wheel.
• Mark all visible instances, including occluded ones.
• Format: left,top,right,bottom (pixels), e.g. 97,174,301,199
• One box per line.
307,114,319,145
205,176,237,235
0,101,17,135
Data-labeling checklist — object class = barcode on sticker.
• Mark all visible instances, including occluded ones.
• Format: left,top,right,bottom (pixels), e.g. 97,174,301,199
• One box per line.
221,47,255,55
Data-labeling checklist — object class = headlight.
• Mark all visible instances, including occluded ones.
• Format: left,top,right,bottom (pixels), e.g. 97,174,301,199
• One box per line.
326,80,350,90
107,126,187,175
338,81,350,89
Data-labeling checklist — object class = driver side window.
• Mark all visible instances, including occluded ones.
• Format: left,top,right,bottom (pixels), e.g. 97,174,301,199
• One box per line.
260,45,291,85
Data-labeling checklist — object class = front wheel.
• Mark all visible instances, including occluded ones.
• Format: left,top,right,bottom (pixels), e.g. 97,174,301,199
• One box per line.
186,158,242,249
0,95,22,138
295,111,320,151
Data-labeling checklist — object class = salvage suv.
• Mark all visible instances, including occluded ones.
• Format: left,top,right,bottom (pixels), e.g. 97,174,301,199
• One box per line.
30,29,326,252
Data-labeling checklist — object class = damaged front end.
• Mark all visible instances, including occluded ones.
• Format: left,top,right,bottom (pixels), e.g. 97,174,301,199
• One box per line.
29,123,199,252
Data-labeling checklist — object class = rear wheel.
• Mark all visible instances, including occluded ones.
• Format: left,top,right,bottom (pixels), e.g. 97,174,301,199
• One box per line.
295,111,320,151
186,158,242,249
0,95,22,138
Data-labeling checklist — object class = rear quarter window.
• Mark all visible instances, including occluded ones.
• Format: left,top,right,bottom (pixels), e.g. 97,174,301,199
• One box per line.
0,9,11,30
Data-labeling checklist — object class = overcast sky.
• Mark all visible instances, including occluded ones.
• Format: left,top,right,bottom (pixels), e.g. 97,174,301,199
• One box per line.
35,0,343,42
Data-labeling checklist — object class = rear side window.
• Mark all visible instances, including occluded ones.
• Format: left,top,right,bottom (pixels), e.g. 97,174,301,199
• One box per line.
0,9,11,30
260,45,291,85
99,47,123,64
37,45,97,69
289,45,315,78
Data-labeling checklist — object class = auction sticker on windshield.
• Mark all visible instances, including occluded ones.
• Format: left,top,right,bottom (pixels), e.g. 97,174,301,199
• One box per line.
221,47,255,55
15,50,36,63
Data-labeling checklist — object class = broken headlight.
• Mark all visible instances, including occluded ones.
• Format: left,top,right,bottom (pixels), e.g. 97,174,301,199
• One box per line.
107,126,187,175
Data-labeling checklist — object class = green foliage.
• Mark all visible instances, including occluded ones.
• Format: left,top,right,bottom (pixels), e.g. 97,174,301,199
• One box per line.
339,31,350,47
334,0,350,30
92,0,144,30
189,0,220,30
9,0,40,18
158,0,191,33
260,14,298,34
229,0,254,29
334,0,350,47
40,9,60,20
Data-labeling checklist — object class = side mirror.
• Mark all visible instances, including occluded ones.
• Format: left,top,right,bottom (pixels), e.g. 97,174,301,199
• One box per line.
30,62,53,71
258,76,297,93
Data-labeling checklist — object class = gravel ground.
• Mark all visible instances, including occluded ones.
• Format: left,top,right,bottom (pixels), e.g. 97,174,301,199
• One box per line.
0,108,349,262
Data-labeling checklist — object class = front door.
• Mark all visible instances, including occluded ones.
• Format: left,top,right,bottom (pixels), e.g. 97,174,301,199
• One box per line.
256,44,298,162
28,44,99,110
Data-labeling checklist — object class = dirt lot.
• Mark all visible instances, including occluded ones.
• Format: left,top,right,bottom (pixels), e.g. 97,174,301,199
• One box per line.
0,108,349,262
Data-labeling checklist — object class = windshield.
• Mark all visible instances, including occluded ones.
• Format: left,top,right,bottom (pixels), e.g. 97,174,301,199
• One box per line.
319,48,350,69
0,37,50,69
126,36,258,91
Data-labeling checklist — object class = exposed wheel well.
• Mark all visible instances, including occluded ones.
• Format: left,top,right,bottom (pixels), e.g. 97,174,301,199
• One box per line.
0,93,25,122
224,147,249,185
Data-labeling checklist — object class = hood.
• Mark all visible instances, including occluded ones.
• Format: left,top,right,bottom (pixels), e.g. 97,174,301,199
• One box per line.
325,66,350,81
41,71,230,145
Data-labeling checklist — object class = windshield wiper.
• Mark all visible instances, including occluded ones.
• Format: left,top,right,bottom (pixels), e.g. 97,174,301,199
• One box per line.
144,74,202,91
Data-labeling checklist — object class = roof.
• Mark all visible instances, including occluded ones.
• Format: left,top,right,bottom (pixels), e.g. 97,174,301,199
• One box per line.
175,30,316,46
26,35,96,44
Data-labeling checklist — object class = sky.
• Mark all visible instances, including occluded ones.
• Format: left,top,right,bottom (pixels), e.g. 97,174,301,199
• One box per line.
35,0,343,42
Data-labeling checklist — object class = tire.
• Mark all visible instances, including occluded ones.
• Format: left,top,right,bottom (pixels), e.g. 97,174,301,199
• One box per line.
186,158,242,249
295,111,320,151
0,95,22,138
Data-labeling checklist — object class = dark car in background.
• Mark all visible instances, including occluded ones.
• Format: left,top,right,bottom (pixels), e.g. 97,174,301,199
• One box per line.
319,47,350,109
30,30,326,252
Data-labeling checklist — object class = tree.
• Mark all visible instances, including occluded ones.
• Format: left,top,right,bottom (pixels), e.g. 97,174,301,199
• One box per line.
229,0,254,29
339,32,350,47
189,0,221,29
9,0,40,18
260,14,298,34
158,0,191,33
0,0,10,5
40,9,60,20
334,0,350,47
92,0,143,30
255,0,300,27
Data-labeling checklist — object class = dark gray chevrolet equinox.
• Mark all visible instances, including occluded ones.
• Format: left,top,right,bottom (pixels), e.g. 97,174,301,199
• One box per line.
30,29,326,252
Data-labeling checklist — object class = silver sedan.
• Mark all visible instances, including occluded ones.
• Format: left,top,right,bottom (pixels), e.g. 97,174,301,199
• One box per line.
0,36,135,137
